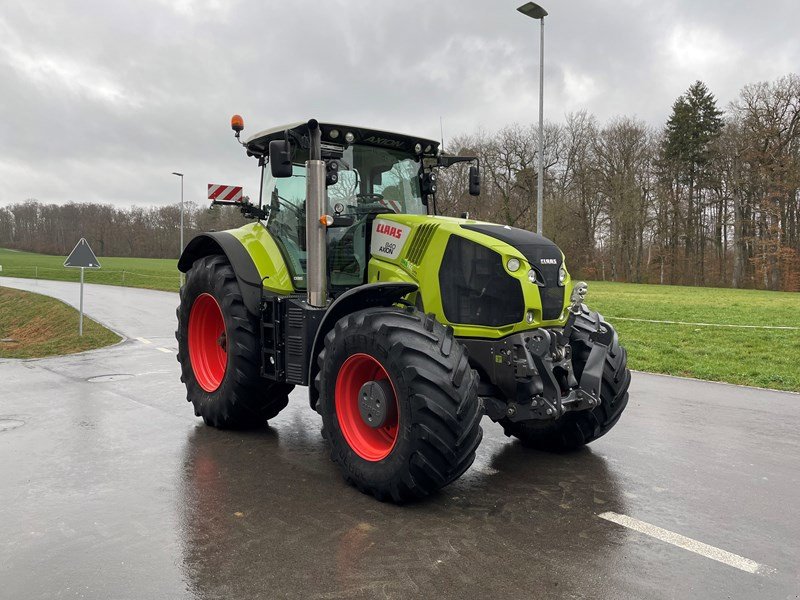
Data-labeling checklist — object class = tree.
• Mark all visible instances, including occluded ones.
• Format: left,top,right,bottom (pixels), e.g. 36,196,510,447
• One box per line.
593,117,654,282
661,81,724,284
730,74,800,290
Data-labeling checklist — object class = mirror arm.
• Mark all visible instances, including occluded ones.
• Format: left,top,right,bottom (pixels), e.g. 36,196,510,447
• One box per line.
437,155,478,168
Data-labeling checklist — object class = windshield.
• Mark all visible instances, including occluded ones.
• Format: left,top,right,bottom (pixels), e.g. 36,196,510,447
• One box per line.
262,145,425,289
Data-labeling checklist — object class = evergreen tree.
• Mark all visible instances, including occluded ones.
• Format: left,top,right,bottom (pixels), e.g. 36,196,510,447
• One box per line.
661,81,724,283
664,81,724,169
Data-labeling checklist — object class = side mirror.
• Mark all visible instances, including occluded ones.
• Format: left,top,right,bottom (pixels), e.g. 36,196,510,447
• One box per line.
269,139,293,178
469,165,480,196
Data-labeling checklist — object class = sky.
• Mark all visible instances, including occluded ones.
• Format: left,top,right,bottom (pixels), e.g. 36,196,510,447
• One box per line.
1,0,798,208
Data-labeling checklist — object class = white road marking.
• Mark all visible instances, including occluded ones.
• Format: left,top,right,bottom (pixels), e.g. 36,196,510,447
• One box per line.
598,512,766,574
136,337,152,344
156,347,173,354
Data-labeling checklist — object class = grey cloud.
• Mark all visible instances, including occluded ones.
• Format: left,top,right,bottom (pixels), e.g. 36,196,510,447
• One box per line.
0,0,798,207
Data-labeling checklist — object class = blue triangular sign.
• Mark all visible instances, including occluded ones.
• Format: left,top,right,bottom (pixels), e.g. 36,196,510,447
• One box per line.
64,238,101,269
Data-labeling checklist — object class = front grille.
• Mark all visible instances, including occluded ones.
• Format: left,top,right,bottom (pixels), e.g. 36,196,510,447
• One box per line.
438,236,524,327
539,286,565,320
515,243,564,320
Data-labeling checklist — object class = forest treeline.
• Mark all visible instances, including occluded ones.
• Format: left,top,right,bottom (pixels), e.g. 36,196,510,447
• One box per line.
439,74,800,291
1,73,798,290
0,200,249,260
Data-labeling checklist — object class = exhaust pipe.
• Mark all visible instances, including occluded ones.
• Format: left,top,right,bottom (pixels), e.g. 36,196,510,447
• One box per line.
305,119,327,307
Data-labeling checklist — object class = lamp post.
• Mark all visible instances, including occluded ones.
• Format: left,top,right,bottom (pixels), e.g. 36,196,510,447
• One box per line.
172,172,185,285
517,2,547,235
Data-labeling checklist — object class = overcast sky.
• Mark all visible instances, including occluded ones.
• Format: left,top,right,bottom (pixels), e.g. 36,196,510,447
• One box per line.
1,0,798,208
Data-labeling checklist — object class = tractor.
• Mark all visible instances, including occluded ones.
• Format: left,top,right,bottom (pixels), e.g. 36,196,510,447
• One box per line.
176,117,630,502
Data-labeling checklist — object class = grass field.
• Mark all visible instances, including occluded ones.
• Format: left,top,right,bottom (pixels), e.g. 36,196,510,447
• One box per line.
0,248,181,292
587,282,800,392
1,248,798,391
0,286,121,358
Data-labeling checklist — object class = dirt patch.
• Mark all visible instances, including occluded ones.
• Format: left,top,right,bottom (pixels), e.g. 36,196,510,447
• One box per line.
8,315,59,345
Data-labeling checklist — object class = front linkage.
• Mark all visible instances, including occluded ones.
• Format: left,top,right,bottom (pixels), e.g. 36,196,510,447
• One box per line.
466,282,614,424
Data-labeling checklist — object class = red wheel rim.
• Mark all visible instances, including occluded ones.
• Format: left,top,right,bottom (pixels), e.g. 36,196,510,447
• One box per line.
188,293,227,393
335,353,399,461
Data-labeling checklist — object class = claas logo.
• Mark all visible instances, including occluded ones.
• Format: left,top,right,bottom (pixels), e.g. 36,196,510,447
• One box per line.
376,224,404,239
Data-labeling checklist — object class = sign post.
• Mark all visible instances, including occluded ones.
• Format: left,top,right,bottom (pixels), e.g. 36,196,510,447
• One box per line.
64,238,101,337
79,267,84,335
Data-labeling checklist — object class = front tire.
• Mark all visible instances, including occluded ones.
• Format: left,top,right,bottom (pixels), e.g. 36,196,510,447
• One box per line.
176,255,293,429
501,310,631,451
317,307,483,503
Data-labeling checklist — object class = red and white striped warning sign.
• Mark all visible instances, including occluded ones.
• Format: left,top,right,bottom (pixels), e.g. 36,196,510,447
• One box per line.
208,184,243,202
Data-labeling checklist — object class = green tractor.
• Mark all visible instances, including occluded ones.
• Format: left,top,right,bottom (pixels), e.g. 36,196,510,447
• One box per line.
176,117,630,502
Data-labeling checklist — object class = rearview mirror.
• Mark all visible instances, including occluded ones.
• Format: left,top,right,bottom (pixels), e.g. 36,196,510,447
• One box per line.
269,140,293,178
469,165,480,196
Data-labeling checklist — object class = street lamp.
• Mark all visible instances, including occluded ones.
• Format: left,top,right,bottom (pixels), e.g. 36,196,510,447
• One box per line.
517,2,548,235
172,172,185,285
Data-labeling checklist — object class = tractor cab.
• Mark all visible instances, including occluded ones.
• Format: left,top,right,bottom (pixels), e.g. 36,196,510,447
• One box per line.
244,122,443,291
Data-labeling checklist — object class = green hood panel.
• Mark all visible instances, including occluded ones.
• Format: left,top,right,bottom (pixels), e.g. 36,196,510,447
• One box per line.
367,215,572,339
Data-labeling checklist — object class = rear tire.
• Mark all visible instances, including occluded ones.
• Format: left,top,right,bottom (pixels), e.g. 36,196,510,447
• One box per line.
501,310,630,451
317,307,483,503
176,255,293,429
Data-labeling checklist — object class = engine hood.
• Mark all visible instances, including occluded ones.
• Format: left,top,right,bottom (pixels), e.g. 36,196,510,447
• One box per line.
460,224,563,275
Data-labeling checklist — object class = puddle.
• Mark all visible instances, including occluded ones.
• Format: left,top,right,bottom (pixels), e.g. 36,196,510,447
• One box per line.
87,374,135,383
0,419,25,432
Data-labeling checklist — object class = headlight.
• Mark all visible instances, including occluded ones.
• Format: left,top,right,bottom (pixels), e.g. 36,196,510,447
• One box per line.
558,265,567,286
527,269,538,285
507,258,520,272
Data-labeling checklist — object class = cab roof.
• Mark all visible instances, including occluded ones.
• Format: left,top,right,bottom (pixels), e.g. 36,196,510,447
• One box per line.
244,121,440,157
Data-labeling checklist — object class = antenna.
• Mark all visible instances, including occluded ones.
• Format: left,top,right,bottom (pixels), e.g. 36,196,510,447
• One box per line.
440,116,445,153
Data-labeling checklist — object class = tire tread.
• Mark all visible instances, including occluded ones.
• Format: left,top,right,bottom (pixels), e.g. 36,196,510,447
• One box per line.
176,254,292,429
317,307,482,503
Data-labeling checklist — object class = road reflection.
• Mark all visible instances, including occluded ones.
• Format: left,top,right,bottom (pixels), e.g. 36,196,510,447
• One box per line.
178,417,627,599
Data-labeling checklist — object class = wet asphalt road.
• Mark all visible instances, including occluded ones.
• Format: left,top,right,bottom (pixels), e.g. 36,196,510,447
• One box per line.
1,277,798,600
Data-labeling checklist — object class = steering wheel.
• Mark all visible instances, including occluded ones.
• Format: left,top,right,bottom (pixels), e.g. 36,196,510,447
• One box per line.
356,193,384,203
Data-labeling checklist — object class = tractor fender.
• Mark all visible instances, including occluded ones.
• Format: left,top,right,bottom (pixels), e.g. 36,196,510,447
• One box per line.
308,282,418,411
178,232,263,316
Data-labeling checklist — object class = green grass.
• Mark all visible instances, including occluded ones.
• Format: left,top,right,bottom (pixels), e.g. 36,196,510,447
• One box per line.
0,286,121,358
1,248,798,391
0,248,180,292
588,281,800,392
